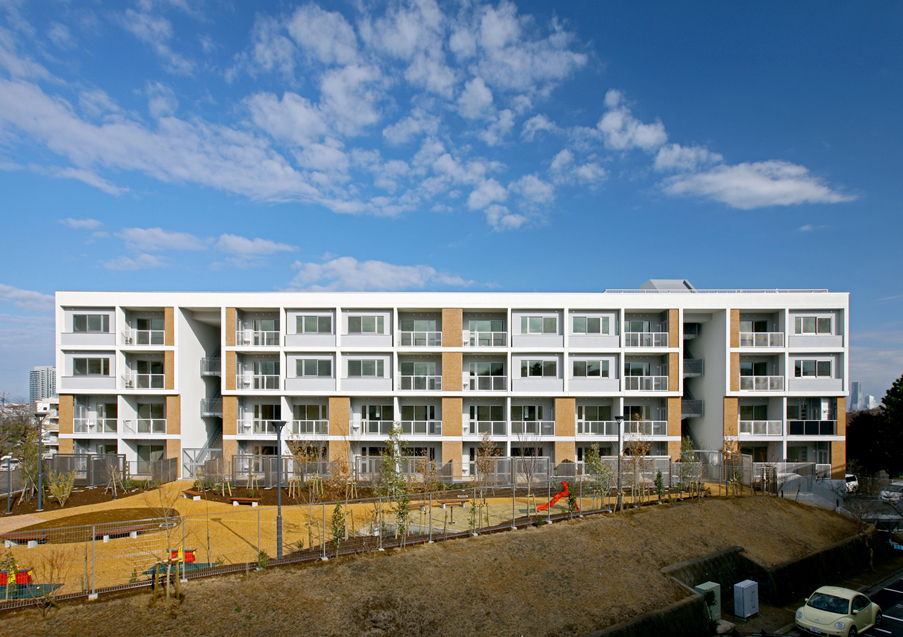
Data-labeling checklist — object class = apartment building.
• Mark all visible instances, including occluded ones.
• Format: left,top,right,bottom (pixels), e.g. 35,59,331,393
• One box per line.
54,283,849,479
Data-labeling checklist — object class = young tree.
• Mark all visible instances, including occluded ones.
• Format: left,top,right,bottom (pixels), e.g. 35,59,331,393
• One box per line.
374,426,410,541
584,443,613,510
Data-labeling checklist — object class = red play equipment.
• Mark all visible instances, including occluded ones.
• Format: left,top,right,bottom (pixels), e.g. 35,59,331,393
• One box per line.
537,481,579,512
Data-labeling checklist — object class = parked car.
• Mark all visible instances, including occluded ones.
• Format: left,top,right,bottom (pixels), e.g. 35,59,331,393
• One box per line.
880,482,903,503
845,474,859,493
0,457,18,471
795,586,881,637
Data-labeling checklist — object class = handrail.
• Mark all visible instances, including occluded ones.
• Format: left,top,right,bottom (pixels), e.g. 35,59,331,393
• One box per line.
739,332,785,347
121,329,165,345
398,331,442,347
624,376,668,391
739,376,784,391
466,375,508,391
398,375,442,390
291,419,328,435
399,420,442,435
122,373,165,389
464,331,508,347
511,420,555,436
739,420,783,436
624,332,669,347
468,421,508,435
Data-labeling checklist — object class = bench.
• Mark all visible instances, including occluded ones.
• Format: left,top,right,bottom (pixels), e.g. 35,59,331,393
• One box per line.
437,499,469,508
1,531,48,547
182,489,204,501
230,497,262,507
95,524,152,542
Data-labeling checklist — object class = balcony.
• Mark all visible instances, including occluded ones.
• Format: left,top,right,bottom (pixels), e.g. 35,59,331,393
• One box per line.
236,374,280,390
740,376,784,391
123,419,166,435
291,419,328,435
122,373,164,389
577,421,618,436
398,331,441,347
623,420,667,436
739,420,783,436
73,418,118,434
788,420,836,436
361,420,395,435
740,332,784,348
466,376,508,391
511,421,555,436
238,420,281,435
236,330,279,347
625,332,669,347
468,421,508,436
122,329,165,346
624,376,669,391
464,331,507,347
200,358,221,376
683,359,704,377
200,399,222,417
400,420,442,435
398,375,442,391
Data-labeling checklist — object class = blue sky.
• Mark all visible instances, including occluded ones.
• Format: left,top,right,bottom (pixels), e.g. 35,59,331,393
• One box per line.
0,0,901,400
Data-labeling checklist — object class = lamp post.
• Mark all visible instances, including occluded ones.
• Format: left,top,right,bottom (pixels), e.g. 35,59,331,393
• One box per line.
34,411,47,512
272,420,286,559
615,414,623,512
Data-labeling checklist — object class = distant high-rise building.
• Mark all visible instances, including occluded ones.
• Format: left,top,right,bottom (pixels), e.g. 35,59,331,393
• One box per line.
851,382,863,410
867,395,880,410
29,365,56,404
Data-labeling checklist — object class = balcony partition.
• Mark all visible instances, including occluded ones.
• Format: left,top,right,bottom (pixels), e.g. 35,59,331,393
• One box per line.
623,420,667,436
399,375,442,391
739,376,784,391
788,420,836,436
739,332,784,348
739,420,783,436
624,376,668,391
400,420,442,435
576,420,618,436
511,420,555,436
291,419,328,435
122,329,165,346
468,421,507,436
122,373,164,389
625,332,669,347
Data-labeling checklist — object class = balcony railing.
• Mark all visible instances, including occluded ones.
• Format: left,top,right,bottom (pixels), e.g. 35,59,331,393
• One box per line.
511,421,555,436
238,420,282,435
788,420,836,436
740,332,785,347
683,359,704,376
122,373,165,389
623,420,667,436
400,420,442,435
624,376,669,391
468,421,508,436
739,420,783,436
467,376,508,391
465,331,507,347
123,419,166,434
200,399,222,417
398,375,442,391
73,418,118,433
122,329,165,346
740,376,784,391
681,400,704,418
625,332,669,347
398,331,442,347
577,420,618,436
291,419,328,435
236,330,279,346
200,357,221,376
236,374,280,390
362,420,395,435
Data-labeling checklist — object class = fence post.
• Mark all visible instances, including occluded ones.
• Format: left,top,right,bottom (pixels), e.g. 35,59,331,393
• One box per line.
546,472,552,524
257,507,261,562
181,517,187,582
378,497,384,551
511,482,517,530
428,492,433,543
91,526,97,597
321,502,327,561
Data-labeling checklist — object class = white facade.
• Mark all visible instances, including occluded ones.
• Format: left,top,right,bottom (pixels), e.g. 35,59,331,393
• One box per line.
54,285,850,477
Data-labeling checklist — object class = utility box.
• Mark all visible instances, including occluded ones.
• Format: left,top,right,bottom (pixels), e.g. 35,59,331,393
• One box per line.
733,579,759,619
694,581,721,621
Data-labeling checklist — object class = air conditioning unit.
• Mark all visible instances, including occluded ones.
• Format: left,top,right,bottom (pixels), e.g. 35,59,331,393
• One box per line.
125,379,134,388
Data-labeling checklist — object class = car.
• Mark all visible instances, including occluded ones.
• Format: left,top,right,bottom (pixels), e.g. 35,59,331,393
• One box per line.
0,458,18,471
845,474,859,493
795,586,881,637
880,481,903,503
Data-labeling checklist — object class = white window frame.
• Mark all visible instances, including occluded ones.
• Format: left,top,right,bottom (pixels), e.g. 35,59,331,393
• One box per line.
521,359,557,378
297,315,332,334
348,315,385,334
572,316,609,335
73,314,110,333
296,359,332,378
348,359,385,377
573,359,609,378
521,316,557,334
794,359,833,378
73,357,110,376
794,316,833,335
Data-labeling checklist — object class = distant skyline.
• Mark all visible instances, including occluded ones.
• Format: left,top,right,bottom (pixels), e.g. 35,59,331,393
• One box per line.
0,1,901,399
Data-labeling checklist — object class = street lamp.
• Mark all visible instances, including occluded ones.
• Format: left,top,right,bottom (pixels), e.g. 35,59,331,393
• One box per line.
615,414,624,512
34,411,47,512
272,420,286,559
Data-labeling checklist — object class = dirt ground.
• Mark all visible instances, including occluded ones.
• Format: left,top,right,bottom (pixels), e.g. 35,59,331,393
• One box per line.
1,495,858,637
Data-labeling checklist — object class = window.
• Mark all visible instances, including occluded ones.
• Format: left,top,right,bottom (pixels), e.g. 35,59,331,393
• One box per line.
254,360,279,376
400,361,437,376
573,316,609,335
624,362,650,376
794,360,832,378
137,360,163,375
73,314,109,333
137,403,164,420
521,359,557,377
624,405,652,421
296,359,332,377
521,316,557,334
401,405,436,421
573,360,609,378
348,315,385,334
740,361,768,376
293,404,326,420
73,358,110,375
795,316,833,335
401,319,437,332
470,362,504,376
254,404,281,420
740,405,768,420
348,359,385,377
297,315,332,334
739,319,768,333
470,405,504,421
136,318,163,331
577,405,612,421
470,319,504,332
626,320,651,333
363,405,393,421
512,405,544,421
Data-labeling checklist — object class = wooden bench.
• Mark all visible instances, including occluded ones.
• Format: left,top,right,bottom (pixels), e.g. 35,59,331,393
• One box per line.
437,499,469,508
230,497,262,507
95,524,151,542
1,531,48,547
182,489,204,501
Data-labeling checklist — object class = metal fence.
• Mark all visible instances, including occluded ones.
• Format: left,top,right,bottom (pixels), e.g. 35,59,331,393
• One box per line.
50,455,126,488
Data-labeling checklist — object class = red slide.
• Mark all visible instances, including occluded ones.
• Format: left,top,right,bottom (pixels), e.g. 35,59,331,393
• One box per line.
537,481,580,511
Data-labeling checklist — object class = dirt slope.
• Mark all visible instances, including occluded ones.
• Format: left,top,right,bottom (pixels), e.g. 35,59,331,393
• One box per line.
8,496,856,637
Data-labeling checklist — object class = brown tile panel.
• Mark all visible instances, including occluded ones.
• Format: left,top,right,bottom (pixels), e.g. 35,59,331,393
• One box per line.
555,397,576,437
442,352,463,392
222,439,237,464
730,309,740,348
329,397,350,438
668,352,679,393
441,440,462,467
58,395,73,435
554,441,576,465
668,309,679,346
833,397,847,479
442,397,462,436
667,439,681,461
723,397,739,438
164,350,175,390
730,352,740,392
329,440,350,464
166,439,180,470
166,395,181,435
164,307,175,347
442,308,463,347
225,307,236,347
59,439,74,454
667,397,681,437
225,351,236,391
223,396,237,436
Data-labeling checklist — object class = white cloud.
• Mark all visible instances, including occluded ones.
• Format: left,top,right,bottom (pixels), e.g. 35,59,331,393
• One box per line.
117,227,208,252
51,167,128,195
47,22,74,49
654,143,723,172
0,283,54,313
215,234,297,255
597,89,667,151
457,76,494,120
574,162,607,185
798,224,813,232
319,64,384,136
480,108,514,146
467,177,507,210
289,255,476,291
382,108,440,145
521,113,557,141
103,253,167,270
247,91,329,146
145,81,178,118
120,9,194,75
662,161,856,209
59,217,102,229
550,148,573,172
511,173,554,204
286,4,359,66
0,25,50,79
484,203,527,231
